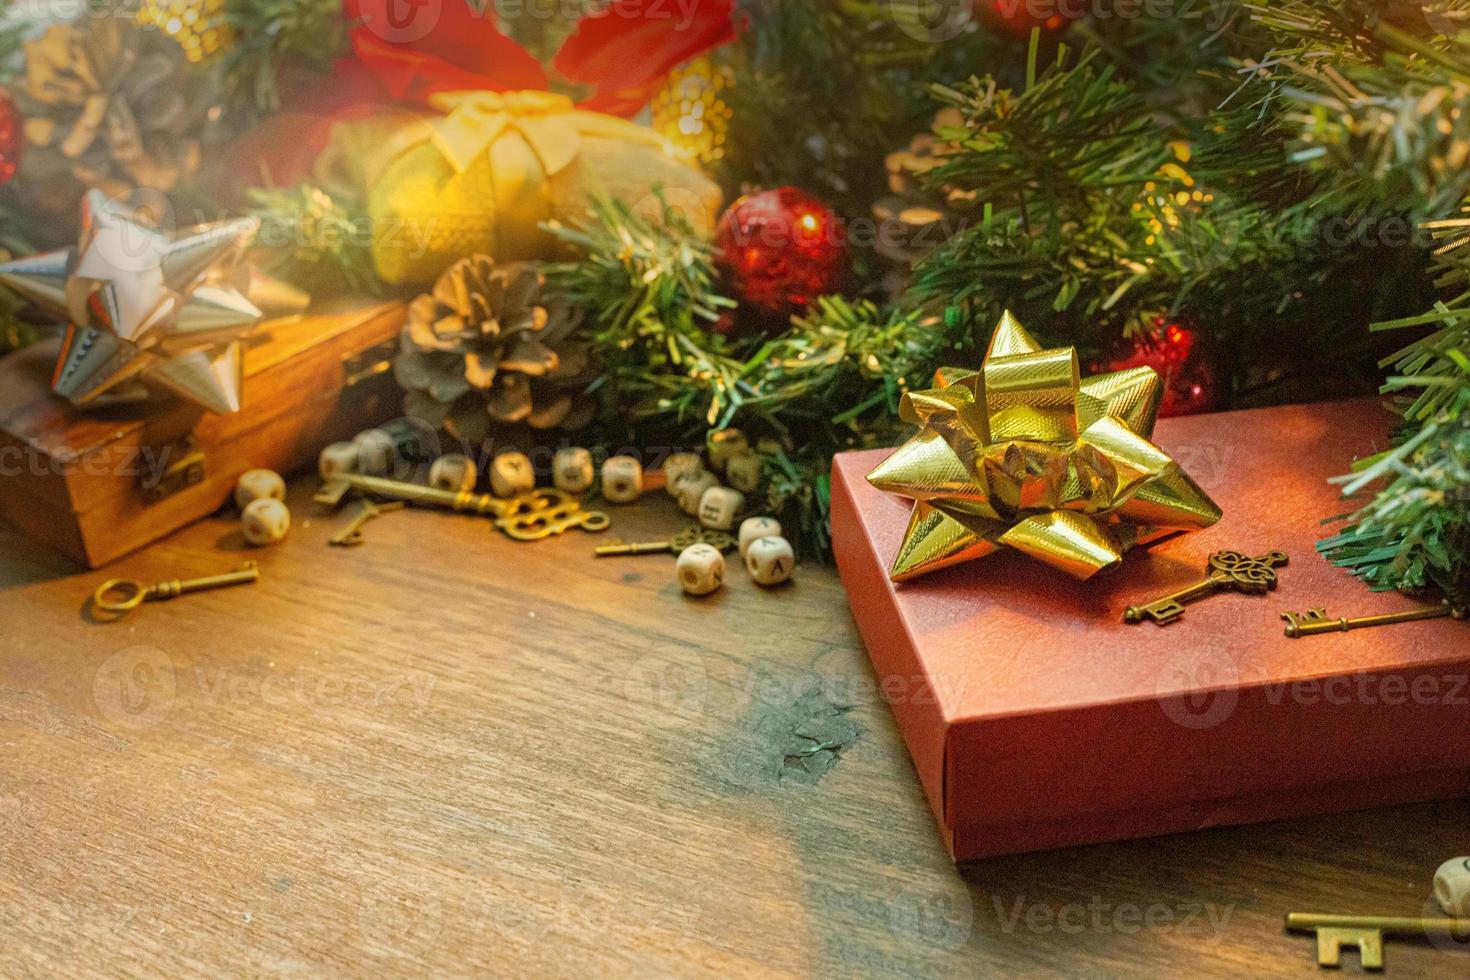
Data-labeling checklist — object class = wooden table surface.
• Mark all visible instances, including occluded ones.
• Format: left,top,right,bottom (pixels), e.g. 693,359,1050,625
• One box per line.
0,478,1465,978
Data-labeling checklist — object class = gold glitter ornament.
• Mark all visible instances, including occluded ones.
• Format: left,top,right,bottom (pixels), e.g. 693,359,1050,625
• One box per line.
867,311,1223,582
651,55,733,168
137,0,234,64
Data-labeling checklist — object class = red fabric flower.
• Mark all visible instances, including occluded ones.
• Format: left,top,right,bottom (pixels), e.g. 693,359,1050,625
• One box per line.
343,0,548,101
553,0,738,117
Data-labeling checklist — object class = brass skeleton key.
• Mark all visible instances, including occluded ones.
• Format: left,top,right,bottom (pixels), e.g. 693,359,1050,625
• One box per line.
1124,549,1289,625
495,500,611,541
94,562,260,616
1286,912,1470,970
329,500,406,547
316,472,568,520
593,526,735,557
1283,600,1463,638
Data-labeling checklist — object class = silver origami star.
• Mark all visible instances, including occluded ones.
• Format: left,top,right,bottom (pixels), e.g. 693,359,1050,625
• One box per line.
0,190,263,414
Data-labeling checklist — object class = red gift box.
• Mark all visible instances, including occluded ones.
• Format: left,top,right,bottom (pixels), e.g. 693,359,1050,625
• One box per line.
831,398,1470,861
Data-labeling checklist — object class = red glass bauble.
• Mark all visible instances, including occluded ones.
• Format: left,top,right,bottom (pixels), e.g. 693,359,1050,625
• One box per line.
975,0,1081,37
714,187,849,321
0,88,21,188
1105,319,1222,418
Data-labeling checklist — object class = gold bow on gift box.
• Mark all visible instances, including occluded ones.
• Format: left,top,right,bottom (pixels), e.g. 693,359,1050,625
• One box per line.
867,312,1223,581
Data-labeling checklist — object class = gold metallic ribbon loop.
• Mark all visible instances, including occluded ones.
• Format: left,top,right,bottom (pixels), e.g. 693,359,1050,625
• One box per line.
867,311,1222,582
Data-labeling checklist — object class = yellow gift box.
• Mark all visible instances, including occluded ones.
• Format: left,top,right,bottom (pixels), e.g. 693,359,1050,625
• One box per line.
318,90,724,284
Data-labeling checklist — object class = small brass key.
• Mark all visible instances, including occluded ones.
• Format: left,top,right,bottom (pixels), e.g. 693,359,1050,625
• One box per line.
94,561,260,616
1282,600,1463,638
329,500,406,547
1286,912,1470,970
1124,549,1289,625
593,526,735,557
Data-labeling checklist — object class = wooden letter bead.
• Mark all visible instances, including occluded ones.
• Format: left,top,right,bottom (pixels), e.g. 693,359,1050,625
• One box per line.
698,486,744,531
674,470,719,515
661,452,704,495
429,453,477,494
707,428,749,472
745,535,795,586
725,451,763,493
1435,857,1470,917
352,428,397,476
600,456,644,504
233,468,285,510
739,517,782,557
489,451,535,498
553,447,595,494
241,498,291,546
676,543,725,596
319,441,359,480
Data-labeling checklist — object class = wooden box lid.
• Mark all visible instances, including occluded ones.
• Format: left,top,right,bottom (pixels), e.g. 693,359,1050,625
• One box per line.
0,303,405,566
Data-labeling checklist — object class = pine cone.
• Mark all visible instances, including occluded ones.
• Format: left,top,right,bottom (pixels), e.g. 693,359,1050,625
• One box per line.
873,107,977,266
395,257,591,445
15,20,206,220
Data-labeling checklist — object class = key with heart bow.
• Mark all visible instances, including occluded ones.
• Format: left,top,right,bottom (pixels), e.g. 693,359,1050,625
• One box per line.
1124,549,1289,626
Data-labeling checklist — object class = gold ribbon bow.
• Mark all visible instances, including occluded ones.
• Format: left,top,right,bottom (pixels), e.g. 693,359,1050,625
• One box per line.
426,90,664,176
867,311,1223,581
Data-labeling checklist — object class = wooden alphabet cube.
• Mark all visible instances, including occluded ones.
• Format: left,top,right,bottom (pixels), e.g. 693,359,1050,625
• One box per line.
233,469,285,510
745,535,795,586
725,451,763,493
429,453,478,494
553,447,595,494
1435,858,1470,917
707,428,749,472
739,517,782,557
676,543,725,596
661,452,704,495
490,452,535,498
698,486,745,531
601,456,644,504
241,498,291,546
674,470,720,515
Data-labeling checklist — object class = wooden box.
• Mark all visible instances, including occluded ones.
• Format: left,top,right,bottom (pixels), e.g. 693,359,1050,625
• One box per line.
0,302,405,568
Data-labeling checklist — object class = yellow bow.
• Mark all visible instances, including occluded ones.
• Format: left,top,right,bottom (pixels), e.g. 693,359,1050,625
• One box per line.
867,311,1223,581
427,90,664,176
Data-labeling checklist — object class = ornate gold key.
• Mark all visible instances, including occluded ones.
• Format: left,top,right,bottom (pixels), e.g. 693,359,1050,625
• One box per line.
593,526,735,557
1282,600,1463,638
94,562,260,616
1286,912,1470,969
495,500,610,540
1124,549,1289,625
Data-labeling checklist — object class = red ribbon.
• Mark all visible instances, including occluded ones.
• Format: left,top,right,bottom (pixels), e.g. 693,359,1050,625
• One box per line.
343,0,736,115
227,0,736,195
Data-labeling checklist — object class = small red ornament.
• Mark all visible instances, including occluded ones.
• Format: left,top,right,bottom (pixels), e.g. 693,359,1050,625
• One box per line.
1105,319,1221,418
975,0,1081,37
0,88,22,188
714,187,849,321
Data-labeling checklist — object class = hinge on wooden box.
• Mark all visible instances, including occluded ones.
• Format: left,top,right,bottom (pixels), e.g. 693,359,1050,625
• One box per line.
343,337,400,387
139,438,206,504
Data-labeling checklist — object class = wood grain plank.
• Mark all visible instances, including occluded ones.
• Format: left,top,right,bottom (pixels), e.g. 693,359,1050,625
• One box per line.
0,479,1465,977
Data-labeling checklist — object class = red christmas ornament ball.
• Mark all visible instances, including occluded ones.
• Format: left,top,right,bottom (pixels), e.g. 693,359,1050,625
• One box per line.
975,0,1082,36
1105,319,1221,418
0,88,21,187
714,187,849,320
